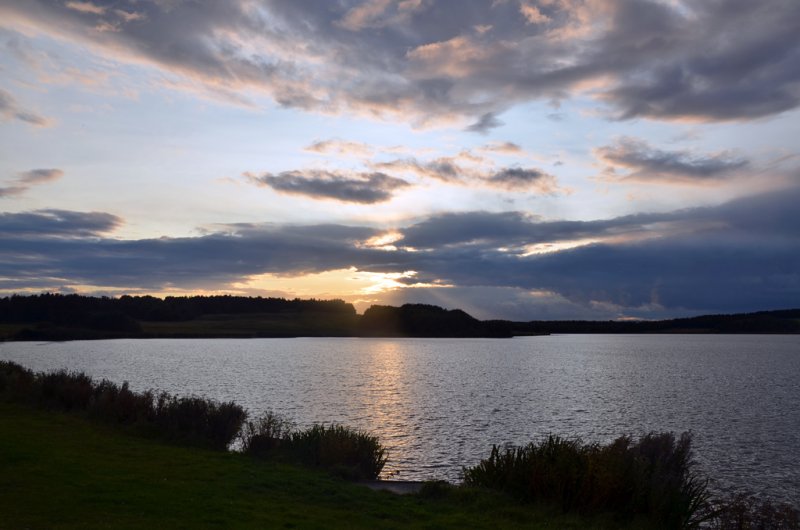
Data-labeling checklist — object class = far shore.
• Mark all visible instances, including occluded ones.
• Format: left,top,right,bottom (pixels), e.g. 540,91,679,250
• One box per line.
1,294,798,341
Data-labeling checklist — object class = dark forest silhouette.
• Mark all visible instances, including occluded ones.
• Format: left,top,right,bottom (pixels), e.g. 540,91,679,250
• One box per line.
0,293,798,340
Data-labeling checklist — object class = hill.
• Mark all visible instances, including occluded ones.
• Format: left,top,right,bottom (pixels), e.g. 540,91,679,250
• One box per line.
358,304,513,338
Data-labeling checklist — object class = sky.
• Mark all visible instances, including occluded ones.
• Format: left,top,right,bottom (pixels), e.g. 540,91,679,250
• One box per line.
0,0,799,320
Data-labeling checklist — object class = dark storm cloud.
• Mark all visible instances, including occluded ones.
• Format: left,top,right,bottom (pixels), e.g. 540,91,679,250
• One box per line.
2,187,799,316
601,0,800,121
0,88,51,126
246,170,410,204
390,187,800,313
397,209,690,249
596,138,749,184
0,220,385,290
4,0,799,125
0,209,121,237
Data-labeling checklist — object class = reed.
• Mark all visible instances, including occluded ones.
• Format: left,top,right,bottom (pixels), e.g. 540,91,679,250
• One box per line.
463,432,713,528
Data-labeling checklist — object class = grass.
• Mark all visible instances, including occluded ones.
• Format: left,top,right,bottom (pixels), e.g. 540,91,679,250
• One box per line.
0,402,659,529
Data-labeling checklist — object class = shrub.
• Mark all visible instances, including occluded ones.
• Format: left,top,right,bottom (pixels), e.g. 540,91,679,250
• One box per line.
463,432,712,528
89,379,154,424
0,361,245,451
153,394,246,450
39,370,95,411
286,424,387,480
239,411,293,457
0,361,35,402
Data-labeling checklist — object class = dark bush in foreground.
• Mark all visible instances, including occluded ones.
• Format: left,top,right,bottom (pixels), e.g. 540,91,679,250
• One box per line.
464,432,711,528
0,361,245,450
239,413,388,479
285,424,387,480
152,394,246,450
2,361,385,478
0,361,36,401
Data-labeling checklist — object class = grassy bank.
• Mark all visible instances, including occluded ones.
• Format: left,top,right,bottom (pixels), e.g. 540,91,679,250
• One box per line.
0,403,655,529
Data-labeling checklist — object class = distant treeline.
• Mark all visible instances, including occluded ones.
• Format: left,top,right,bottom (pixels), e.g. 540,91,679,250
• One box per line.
1,293,798,340
0,293,354,325
514,309,800,335
0,294,512,340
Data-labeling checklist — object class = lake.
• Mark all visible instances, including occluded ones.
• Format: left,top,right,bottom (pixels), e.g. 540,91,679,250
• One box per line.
1,334,798,504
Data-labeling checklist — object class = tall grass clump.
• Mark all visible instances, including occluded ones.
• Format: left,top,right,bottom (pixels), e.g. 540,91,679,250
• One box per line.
464,432,712,528
238,414,387,479
238,410,293,457
284,424,387,480
151,394,247,450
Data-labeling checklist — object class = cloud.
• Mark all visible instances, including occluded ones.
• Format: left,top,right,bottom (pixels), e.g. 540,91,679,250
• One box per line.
17,168,64,185
0,218,382,290
370,157,465,183
519,2,551,25
64,1,106,15
4,0,799,125
337,0,394,31
389,187,800,314
1,187,799,317
245,170,411,203
370,152,564,193
396,208,684,249
486,167,559,192
304,139,374,158
0,186,27,198
465,112,504,133
0,209,121,238
596,137,750,184
0,88,51,127
479,141,524,155
0,168,64,198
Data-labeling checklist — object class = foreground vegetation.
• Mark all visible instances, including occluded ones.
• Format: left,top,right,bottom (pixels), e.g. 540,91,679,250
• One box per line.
1,404,663,529
464,433,710,527
1,360,797,529
0,360,386,480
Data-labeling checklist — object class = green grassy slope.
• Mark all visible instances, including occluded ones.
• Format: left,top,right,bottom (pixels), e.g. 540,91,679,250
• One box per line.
0,403,657,529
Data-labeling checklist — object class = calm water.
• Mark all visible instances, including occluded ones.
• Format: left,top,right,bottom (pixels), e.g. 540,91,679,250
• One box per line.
1,335,798,503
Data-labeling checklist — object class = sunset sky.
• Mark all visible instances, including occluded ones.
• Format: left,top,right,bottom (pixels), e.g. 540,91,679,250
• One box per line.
1,0,799,319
